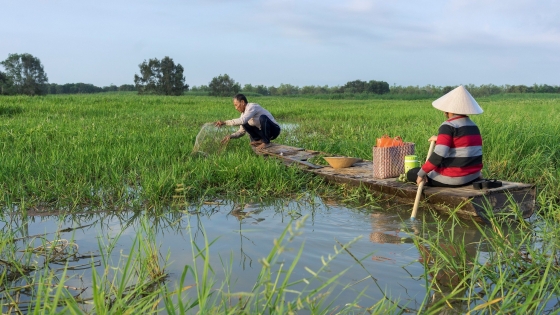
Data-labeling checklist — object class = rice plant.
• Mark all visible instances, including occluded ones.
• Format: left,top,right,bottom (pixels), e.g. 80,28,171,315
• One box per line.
1,93,559,208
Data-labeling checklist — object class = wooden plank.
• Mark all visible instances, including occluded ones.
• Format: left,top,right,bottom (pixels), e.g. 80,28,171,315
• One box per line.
255,145,324,169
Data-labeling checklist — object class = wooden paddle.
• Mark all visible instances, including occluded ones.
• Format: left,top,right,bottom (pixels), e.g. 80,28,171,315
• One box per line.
411,139,436,220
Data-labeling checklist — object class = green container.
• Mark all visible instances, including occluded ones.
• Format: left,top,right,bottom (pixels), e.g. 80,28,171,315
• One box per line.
404,155,419,173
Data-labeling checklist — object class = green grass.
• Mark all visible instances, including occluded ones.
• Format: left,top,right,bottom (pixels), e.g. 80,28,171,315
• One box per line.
1,93,560,313
413,205,560,314
1,93,559,209
0,95,321,208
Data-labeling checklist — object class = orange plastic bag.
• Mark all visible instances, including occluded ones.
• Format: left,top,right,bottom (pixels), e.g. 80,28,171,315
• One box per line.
376,135,391,147
376,135,403,147
392,136,403,147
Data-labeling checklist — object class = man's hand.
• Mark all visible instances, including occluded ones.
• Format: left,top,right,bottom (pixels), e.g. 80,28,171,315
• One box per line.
416,176,426,185
428,135,438,142
215,120,225,127
221,135,231,145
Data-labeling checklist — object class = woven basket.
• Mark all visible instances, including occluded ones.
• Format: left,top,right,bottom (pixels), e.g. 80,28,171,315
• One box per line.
373,142,415,179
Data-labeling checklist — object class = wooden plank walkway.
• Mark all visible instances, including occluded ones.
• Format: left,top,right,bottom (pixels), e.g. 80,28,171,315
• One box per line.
257,143,537,221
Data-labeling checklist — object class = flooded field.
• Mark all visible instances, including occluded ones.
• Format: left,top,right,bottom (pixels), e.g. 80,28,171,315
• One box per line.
2,197,499,313
2,94,560,313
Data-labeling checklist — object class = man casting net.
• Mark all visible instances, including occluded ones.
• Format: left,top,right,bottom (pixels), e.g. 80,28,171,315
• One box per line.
192,122,235,155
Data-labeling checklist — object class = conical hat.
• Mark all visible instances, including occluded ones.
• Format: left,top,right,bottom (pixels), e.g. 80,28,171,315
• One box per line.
432,85,483,115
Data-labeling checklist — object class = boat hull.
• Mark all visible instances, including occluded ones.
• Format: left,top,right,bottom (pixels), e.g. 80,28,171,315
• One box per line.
257,144,536,221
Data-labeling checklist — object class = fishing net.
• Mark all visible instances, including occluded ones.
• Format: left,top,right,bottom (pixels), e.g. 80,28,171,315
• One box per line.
192,122,235,155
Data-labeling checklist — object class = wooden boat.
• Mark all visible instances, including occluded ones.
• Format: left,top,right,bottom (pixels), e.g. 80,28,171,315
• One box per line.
256,143,537,221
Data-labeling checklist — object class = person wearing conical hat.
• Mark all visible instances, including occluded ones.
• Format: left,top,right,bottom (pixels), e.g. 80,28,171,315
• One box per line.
407,85,483,187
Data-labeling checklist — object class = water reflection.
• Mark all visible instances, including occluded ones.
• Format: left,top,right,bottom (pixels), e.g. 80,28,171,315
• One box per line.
369,212,418,244
279,122,300,145
1,197,494,313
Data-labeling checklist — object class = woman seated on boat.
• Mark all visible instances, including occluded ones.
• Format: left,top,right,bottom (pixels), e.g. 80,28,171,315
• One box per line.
215,93,281,150
407,85,483,187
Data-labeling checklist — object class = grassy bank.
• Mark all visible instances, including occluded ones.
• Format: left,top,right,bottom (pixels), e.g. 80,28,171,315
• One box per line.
413,205,560,314
0,93,559,209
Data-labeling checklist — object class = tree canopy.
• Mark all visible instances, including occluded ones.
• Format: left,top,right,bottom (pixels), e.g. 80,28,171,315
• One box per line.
46,83,135,94
0,71,7,95
133,56,188,95
204,79,390,97
209,74,240,97
0,53,49,95
342,80,389,94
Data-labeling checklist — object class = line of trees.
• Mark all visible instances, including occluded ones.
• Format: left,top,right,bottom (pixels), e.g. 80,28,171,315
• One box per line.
388,84,560,98
192,78,391,97
0,53,139,96
3,53,560,98
47,83,136,94
191,81,560,98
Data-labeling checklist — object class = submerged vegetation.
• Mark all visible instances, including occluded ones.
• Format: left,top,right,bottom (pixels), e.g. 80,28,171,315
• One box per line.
414,209,560,314
1,93,560,313
1,202,559,314
0,204,406,314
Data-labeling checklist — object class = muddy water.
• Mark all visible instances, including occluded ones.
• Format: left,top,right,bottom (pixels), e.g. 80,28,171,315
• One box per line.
2,197,485,312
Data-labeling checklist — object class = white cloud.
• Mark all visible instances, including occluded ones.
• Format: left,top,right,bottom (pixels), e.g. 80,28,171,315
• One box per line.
248,0,560,53
2,0,559,86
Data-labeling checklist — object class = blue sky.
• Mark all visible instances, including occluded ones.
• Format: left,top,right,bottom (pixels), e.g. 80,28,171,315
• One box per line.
2,0,559,87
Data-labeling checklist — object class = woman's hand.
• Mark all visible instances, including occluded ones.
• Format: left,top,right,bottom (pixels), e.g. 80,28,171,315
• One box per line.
215,121,225,127
416,176,426,185
428,135,438,142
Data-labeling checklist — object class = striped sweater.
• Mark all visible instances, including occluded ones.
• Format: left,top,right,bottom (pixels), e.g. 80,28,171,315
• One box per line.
417,115,483,186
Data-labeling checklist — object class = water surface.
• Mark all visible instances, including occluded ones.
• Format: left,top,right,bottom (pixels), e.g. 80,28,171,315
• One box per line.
3,197,487,313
